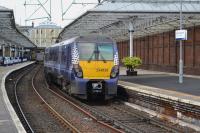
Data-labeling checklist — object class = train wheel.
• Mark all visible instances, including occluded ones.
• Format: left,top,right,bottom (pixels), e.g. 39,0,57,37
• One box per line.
62,81,72,95
87,89,93,101
61,79,67,91
67,84,72,95
46,74,52,85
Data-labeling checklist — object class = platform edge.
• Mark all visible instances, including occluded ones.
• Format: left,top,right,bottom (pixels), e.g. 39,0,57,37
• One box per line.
0,62,35,133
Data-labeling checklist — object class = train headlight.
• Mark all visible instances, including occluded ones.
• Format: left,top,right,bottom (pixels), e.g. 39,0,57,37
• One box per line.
73,64,83,78
76,71,83,78
110,65,119,78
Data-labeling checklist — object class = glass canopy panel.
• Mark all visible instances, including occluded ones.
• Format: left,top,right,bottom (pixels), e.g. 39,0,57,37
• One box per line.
58,1,200,42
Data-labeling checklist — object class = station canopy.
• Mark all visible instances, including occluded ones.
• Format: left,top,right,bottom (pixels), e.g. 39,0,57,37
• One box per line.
58,0,200,41
0,6,36,48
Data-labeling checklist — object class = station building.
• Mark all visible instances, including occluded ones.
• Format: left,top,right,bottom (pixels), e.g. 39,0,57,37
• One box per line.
18,21,62,61
28,21,62,48
0,6,36,63
57,0,200,75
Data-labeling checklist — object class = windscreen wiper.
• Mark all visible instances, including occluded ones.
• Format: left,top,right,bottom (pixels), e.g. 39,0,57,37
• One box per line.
88,50,107,63
99,52,107,63
88,51,96,63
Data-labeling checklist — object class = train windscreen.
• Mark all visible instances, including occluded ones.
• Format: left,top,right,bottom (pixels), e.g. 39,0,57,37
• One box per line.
78,43,114,61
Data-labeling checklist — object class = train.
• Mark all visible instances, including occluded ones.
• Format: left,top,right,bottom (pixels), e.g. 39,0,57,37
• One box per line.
44,35,119,100
0,56,28,66
36,52,44,62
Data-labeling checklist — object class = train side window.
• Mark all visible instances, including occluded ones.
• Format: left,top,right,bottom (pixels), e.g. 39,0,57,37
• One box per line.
51,47,58,62
50,49,52,61
52,48,54,61
61,45,66,65
56,48,58,62
49,49,52,61
67,44,71,69
66,45,69,68
44,53,47,61
59,44,72,69
51,48,54,61
63,44,70,69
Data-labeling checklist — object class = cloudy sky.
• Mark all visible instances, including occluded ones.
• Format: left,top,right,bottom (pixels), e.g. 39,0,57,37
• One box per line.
0,0,98,27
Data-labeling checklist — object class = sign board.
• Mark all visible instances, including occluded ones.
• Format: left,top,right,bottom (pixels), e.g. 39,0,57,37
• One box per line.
175,30,187,40
25,49,30,52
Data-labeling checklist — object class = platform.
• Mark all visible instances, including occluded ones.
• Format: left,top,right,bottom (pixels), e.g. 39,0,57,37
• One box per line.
119,67,200,106
0,62,34,133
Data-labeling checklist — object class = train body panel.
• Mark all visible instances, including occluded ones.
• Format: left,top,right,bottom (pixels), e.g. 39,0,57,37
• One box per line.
79,61,114,79
36,52,44,61
44,35,119,100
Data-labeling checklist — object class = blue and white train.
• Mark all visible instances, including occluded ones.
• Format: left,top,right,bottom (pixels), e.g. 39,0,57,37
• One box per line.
44,35,119,100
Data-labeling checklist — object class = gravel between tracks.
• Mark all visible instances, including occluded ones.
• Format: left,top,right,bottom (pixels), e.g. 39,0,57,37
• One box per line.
39,66,188,133
6,65,69,133
6,64,190,133
88,101,176,133
34,66,115,133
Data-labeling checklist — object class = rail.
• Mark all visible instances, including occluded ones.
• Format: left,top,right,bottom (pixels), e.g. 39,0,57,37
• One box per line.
31,66,81,133
14,65,35,133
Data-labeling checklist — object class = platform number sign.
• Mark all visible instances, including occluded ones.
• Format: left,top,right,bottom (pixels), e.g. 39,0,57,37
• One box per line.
175,30,187,40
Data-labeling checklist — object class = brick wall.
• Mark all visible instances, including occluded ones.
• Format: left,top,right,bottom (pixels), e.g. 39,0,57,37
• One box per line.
117,25,200,75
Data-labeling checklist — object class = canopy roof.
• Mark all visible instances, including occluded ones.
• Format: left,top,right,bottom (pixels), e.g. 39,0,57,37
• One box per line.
58,0,200,41
0,6,36,48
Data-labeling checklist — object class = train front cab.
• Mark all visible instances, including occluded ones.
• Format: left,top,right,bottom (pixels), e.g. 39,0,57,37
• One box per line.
70,42,119,100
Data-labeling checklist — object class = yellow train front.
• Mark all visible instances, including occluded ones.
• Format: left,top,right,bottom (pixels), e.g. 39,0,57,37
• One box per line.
44,35,119,100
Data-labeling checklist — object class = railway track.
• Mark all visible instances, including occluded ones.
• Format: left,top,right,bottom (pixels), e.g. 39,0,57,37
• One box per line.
33,65,123,133
41,72,187,132
54,89,187,133
7,64,35,132
32,66,81,133
120,89,200,132
125,91,200,122
6,65,70,133
6,64,195,132
129,90,200,117
14,65,35,132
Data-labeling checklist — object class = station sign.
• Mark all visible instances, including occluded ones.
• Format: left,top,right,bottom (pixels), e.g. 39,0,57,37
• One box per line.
25,49,30,52
175,30,187,40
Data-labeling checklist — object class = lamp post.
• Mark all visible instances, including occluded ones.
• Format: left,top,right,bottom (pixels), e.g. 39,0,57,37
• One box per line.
179,0,183,83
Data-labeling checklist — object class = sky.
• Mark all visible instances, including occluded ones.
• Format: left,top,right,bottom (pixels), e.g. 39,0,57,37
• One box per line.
0,0,98,27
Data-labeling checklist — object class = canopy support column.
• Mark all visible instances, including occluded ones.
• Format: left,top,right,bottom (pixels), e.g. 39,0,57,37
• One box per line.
22,47,24,57
18,47,20,57
2,44,5,57
129,22,134,57
179,0,184,84
9,44,12,57
15,45,17,57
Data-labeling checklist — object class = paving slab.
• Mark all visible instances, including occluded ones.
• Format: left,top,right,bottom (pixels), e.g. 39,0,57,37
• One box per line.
119,67,200,106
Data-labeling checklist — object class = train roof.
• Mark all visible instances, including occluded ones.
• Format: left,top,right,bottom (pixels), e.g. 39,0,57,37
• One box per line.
49,35,115,48
50,37,78,48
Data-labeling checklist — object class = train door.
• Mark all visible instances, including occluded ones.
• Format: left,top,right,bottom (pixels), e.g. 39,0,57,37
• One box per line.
66,45,71,71
60,45,66,74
